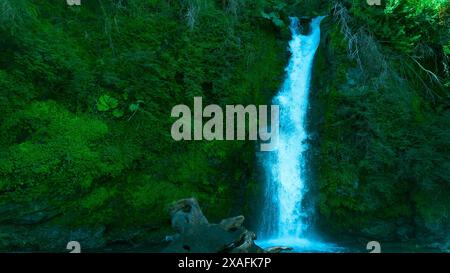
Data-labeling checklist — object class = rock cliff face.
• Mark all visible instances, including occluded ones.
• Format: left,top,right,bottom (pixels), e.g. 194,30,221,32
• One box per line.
307,3,449,249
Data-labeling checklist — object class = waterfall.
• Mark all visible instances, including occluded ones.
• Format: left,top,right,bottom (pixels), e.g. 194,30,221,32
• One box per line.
258,16,335,252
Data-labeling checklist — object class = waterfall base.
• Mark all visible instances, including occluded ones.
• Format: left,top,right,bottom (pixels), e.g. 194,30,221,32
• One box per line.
256,237,343,253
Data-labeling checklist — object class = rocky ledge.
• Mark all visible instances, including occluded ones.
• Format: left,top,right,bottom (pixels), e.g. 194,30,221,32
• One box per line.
162,198,291,253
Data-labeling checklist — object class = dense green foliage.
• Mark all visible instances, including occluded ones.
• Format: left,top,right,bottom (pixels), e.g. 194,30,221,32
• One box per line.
312,0,449,244
0,0,448,251
0,0,289,250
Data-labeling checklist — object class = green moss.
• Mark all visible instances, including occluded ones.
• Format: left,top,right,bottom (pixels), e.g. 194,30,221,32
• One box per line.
313,0,449,241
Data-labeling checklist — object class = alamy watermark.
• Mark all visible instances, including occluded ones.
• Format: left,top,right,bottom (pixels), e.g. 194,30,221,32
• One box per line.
366,241,381,253
170,97,279,151
367,0,381,6
67,0,81,6
66,241,81,253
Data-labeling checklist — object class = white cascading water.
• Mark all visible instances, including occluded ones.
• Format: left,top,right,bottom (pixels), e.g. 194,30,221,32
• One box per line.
258,16,336,252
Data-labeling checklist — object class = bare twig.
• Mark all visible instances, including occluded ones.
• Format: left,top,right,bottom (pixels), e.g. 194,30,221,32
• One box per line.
409,56,443,85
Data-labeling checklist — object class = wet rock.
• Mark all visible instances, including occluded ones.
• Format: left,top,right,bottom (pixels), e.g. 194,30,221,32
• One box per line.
230,231,264,253
298,17,312,35
219,215,245,231
163,198,263,253
361,221,397,241
162,224,246,253
169,198,208,233
264,246,293,253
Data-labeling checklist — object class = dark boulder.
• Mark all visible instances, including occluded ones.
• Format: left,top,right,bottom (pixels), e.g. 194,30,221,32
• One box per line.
163,198,264,253
169,198,208,234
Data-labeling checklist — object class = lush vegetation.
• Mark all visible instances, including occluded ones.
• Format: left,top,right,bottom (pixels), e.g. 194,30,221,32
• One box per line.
312,0,449,245
0,0,448,251
0,0,288,251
